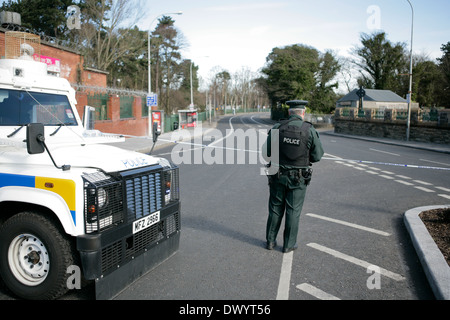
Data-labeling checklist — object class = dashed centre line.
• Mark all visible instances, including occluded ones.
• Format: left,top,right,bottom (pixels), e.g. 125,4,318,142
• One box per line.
414,186,435,193
395,180,414,186
414,180,433,186
329,153,450,199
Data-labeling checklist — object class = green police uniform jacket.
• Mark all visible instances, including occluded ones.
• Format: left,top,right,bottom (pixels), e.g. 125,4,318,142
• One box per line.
262,114,324,170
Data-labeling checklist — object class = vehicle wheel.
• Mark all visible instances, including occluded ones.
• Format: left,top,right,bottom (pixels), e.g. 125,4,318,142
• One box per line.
0,211,74,300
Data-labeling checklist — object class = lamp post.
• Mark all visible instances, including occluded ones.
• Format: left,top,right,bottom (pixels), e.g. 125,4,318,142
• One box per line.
190,61,194,109
406,0,414,141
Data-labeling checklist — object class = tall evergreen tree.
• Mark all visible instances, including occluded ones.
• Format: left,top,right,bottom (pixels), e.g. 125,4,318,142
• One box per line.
353,31,407,92
437,42,450,107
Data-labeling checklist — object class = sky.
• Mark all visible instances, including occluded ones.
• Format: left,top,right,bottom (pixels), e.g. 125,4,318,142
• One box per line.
1,0,448,92
137,0,450,90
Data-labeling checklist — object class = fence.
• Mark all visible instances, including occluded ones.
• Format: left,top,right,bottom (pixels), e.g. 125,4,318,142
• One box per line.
335,107,449,126
74,86,271,136
334,107,450,144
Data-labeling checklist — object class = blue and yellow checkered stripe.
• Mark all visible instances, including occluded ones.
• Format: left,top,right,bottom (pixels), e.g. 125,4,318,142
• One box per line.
0,173,76,225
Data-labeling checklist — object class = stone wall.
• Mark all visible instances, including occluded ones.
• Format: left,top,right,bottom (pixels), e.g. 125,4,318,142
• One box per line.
334,108,450,144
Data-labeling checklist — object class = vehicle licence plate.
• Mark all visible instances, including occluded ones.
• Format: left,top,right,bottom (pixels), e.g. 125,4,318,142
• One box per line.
133,211,160,234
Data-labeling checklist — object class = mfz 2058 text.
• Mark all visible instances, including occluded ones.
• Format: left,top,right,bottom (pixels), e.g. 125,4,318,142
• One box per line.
179,304,271,317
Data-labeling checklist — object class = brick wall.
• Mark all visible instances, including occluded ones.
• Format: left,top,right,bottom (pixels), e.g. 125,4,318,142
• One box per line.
1,29,150,137
75,92,149,136
1,29,107,87
334,108,450,144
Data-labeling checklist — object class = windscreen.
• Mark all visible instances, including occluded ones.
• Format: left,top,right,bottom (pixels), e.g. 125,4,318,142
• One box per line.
0,89,78,126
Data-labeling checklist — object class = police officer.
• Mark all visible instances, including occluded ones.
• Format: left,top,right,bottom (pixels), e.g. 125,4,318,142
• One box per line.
262,100,324,253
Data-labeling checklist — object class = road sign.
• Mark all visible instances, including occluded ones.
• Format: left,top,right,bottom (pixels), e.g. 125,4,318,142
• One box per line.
356,87,366,99
147,94,158,107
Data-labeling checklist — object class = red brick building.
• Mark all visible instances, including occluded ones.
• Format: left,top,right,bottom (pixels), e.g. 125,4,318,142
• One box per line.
0,27,150,136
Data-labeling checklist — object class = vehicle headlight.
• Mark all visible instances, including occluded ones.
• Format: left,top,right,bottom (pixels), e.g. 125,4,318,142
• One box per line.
97,187,108,208
83,172,124,233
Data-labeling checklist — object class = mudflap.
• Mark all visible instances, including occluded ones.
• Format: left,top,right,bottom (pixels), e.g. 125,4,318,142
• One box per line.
94,232,180,300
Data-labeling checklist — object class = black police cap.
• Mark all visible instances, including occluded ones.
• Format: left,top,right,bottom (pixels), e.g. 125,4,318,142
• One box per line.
286,100,308,109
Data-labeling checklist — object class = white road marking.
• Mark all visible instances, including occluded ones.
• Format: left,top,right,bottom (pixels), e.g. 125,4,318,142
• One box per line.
420,159,450,167
307,243,405,281
413,180,432,186
306,213,391,236
414,186,435,193
438,194,450,200
296,283,340,300
395,180,414,186
370,148,400,156
276,251,293,300
331,153,449,198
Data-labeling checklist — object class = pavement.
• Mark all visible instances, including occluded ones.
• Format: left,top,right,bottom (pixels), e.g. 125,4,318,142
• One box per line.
107,117,220,155
109,115,450,300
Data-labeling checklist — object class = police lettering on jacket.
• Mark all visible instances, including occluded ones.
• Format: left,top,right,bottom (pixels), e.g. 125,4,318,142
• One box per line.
282,137,301,145
279,120,312,167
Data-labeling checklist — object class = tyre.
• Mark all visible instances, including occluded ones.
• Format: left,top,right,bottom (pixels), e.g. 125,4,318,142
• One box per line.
0,211,74,300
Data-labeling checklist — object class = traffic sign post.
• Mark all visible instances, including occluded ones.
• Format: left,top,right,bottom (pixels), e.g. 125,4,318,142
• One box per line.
147,94,158,137
147,93,158,107
357,87,365,112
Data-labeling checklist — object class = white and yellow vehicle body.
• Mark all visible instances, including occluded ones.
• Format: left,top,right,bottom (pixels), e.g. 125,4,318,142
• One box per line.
0,57,180,300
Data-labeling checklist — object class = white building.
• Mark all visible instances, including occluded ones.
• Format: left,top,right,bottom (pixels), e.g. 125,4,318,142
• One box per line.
336,89,418,110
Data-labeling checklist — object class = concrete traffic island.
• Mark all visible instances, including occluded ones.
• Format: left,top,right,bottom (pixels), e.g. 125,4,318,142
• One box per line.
404,205,450,300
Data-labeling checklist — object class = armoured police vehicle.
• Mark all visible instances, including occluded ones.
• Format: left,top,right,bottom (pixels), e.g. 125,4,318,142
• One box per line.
0,32,180,300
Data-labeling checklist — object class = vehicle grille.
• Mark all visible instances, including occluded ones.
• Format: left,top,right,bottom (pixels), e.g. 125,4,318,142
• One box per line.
124,170,162,221
83,165,180,276
101,211,180,274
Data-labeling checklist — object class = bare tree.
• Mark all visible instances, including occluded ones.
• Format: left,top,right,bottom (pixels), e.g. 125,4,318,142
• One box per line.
77,0,145,71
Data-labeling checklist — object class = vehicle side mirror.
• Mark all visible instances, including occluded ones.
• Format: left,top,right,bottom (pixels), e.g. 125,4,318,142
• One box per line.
152,121,161,143
83,106,96,130
26,123,45,154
